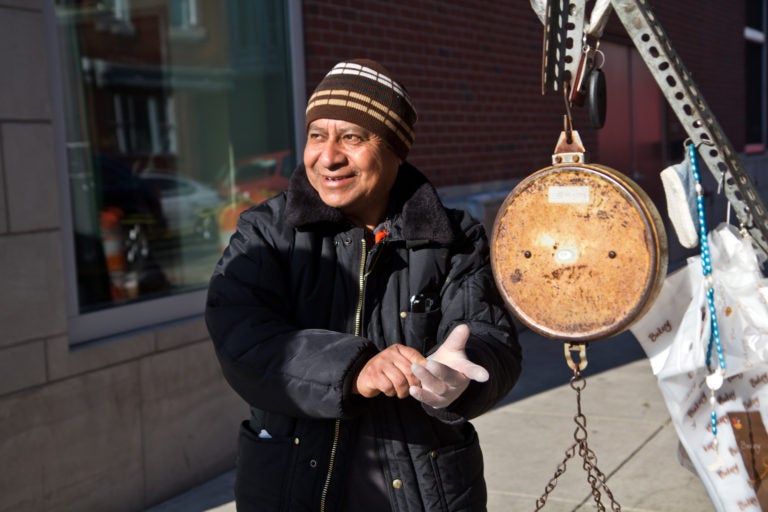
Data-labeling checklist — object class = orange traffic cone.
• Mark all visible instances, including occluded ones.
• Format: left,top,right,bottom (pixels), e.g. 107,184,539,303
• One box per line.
100,207,133,301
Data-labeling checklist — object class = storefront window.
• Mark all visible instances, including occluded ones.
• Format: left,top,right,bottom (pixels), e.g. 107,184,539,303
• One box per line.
54,1,297,325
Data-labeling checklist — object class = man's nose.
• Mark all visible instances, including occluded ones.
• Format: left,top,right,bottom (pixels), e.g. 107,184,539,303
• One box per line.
319,139,346,167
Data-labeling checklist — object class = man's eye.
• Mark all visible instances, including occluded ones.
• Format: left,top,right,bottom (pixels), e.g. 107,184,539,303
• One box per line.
343,134,363,144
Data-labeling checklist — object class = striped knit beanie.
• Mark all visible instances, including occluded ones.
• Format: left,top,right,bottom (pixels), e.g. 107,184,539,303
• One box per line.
305,59,417,161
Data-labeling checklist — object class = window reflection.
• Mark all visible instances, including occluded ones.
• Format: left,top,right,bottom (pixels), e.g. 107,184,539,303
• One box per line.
56,0,295,313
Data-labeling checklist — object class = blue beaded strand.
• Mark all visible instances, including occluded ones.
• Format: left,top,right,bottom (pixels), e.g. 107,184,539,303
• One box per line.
688,142,726,444
688,143,725,373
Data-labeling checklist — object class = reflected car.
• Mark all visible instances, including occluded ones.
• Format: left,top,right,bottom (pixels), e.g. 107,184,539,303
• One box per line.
217,150,293,205
139,172,223,240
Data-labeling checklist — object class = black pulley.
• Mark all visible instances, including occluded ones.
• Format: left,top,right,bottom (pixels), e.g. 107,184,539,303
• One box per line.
587,67,606,129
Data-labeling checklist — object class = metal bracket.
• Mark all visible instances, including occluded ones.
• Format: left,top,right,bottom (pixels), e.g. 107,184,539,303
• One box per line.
542,0,586,94
538,0,768,257
552,127,588,164
610,0,768,256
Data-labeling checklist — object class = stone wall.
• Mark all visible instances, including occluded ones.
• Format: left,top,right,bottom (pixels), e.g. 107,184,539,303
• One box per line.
0,3,245,510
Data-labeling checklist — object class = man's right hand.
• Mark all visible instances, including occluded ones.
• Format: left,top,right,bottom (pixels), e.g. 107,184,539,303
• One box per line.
353,344,427,398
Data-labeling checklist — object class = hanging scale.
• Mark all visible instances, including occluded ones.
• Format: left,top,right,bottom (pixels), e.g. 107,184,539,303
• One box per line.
491,85,667,510
521,0,768,508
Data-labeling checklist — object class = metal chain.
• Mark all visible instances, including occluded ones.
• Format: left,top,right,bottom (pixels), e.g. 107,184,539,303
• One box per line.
534,370,621,511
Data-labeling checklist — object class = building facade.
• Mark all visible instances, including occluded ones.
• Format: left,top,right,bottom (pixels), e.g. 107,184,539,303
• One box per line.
0,1,765,510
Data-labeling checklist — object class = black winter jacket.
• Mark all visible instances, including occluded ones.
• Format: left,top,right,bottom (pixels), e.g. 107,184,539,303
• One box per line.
206,162,522,511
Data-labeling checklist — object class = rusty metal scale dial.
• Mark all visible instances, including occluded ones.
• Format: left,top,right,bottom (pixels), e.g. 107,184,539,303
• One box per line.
491,130,668,343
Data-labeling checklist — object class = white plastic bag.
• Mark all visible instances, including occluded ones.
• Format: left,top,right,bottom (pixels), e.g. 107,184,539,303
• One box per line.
631,223,768,511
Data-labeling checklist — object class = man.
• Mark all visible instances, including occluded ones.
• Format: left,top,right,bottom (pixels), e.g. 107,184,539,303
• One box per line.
206,59,522,511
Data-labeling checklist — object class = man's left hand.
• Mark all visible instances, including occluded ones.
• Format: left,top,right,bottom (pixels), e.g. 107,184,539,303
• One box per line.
409,324,489,408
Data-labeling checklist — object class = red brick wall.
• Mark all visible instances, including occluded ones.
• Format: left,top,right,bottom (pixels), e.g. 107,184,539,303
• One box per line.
302,1,748,188
621,2,746,149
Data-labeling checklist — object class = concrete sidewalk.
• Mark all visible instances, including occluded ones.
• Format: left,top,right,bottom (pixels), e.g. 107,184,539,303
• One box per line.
146,329,715,512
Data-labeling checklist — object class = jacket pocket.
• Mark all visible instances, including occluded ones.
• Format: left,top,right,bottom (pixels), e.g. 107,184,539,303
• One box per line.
234,419,296,512
424,430,487,512
402,307,442,354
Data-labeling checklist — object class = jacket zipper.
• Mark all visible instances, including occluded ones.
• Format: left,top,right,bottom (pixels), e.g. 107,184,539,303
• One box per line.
354,237,367,336
319,237,368,512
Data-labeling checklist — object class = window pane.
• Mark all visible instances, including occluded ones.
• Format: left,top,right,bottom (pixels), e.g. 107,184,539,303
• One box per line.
55,0,296,314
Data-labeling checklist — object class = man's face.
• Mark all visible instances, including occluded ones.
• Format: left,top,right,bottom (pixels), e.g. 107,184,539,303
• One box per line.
304,119,400,229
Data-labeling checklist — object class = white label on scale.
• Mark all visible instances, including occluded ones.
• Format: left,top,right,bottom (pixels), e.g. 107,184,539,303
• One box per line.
548,186,590,204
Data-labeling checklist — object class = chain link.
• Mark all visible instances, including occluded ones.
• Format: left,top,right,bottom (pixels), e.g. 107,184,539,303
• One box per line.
535,370,621,511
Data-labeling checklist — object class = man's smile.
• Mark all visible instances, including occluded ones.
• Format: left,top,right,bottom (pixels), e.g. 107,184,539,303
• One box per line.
315,169,358,184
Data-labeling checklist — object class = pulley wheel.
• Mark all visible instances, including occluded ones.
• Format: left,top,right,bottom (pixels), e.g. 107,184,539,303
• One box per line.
587,68,607,129
491,163,667,342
